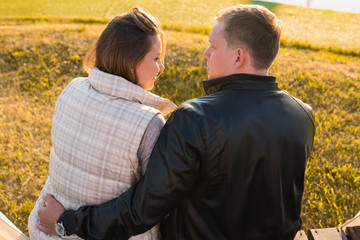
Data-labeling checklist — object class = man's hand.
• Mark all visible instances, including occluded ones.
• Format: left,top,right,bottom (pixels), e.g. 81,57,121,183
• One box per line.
36,194,65,236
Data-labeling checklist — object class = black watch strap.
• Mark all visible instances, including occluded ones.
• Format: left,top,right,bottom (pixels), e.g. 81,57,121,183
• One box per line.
56,210,78,236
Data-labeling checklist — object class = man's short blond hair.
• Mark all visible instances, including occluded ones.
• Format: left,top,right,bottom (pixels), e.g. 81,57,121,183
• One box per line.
215,4,282,70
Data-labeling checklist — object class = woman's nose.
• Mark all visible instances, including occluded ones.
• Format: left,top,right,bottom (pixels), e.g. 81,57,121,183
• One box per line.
159,60,165,71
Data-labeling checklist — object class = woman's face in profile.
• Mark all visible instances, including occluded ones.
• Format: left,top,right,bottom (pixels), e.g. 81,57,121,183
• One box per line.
136,35,165,90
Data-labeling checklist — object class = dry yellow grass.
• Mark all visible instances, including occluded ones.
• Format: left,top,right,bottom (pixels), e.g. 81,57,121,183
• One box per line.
1,3,360,236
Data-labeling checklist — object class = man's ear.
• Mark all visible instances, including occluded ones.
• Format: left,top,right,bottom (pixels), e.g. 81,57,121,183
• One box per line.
233,48,246,69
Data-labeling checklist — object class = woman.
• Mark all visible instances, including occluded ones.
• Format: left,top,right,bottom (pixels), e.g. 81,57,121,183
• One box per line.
28,8,176,240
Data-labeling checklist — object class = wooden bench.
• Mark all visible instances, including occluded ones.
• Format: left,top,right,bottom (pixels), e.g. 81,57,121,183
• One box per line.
294,228,348,240
294,216,360,239
294,212,360,240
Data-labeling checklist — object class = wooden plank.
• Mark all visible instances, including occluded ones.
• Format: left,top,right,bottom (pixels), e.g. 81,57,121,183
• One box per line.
294,230,309,240
308,228,348,240
0,211,30,240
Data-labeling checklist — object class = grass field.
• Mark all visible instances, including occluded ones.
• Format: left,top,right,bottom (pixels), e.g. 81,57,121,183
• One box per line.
1,0,360,237
2,0,360,54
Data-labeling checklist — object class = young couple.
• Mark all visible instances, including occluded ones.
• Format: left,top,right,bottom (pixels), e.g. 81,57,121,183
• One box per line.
29,4,315,240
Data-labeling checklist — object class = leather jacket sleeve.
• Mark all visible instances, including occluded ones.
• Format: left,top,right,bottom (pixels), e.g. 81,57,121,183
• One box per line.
62,107,203,240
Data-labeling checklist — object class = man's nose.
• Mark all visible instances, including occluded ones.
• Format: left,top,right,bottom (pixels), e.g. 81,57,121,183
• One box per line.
203,48,210,59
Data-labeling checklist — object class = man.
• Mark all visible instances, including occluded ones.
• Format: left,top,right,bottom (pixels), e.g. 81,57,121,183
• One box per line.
37,4,315,240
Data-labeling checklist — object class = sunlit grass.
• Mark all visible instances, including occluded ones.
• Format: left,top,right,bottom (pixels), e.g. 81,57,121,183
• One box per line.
0,0,246,24
1,0,360,53
274,4,360,54
1,1,360,237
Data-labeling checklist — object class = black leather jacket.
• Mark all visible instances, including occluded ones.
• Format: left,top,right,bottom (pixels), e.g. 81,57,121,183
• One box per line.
63,73,315,240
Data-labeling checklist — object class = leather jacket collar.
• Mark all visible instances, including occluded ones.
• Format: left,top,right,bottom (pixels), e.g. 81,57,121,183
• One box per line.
202,73,280,95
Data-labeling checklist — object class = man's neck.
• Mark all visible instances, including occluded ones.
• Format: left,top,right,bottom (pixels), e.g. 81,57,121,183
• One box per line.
238,69,268,76
235,63,269,76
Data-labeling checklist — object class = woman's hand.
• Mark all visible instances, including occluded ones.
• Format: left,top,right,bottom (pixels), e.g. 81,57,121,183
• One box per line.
36,194,65,236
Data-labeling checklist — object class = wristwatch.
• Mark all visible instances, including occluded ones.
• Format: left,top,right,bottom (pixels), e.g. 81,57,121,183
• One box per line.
55,221,66,237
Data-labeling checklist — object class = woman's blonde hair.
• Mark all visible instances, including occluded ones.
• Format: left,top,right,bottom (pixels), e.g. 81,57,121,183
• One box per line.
83,7,165,84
